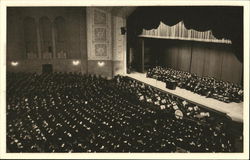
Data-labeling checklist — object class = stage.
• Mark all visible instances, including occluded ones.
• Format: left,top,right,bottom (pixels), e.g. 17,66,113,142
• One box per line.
126,72,243,123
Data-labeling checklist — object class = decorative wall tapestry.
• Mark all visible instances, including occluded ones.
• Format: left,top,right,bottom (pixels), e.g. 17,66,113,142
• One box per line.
87,8,112,60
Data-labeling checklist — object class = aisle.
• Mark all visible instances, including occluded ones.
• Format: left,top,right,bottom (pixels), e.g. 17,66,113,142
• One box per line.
126,72,243,123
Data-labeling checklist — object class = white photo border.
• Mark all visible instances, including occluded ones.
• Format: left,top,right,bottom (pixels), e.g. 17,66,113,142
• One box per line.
0,0,249,159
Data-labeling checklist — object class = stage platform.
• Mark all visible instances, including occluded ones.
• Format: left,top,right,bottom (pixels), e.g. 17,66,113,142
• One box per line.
126,72,243,123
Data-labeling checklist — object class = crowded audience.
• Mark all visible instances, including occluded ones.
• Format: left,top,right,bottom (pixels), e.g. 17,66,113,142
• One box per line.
146,66,243,103
7,72,234,152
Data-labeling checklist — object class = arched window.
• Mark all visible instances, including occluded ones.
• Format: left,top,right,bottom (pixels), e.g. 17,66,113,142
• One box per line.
39,16,53,59
23,17,37,59
54,16,67,58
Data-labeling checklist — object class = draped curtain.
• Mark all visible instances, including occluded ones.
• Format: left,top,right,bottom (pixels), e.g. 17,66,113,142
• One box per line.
128,6,243,62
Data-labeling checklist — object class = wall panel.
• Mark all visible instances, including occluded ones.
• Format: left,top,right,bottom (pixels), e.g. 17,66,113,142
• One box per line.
7,8,25,60
39,16,53,59
23,17,38,59
66,9,81,59
87,8,112,60
54,16,67,58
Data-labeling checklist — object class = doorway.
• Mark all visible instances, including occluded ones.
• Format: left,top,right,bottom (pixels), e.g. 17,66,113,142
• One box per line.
42,64,53,74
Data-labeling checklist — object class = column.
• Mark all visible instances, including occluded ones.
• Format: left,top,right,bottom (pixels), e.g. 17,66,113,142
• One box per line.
51,24,56,58
36,19,42,59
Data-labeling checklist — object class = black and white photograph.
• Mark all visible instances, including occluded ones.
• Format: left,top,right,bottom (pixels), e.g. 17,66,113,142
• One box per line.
0,0,249,159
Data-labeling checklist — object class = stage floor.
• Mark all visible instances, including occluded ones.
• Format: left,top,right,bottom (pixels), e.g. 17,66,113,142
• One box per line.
126,72,243,123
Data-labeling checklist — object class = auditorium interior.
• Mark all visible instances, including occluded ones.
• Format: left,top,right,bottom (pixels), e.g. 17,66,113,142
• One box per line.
6,6,245,153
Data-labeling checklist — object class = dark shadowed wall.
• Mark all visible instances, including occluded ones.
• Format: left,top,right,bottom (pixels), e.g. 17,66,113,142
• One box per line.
7,7,87,73
7,7,127,78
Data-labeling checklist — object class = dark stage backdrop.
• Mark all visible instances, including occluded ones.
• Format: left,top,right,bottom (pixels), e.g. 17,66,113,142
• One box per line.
143,38,243,84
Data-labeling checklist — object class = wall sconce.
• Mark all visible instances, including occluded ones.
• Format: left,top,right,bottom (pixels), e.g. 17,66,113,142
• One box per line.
11,61,19,66
72,60,80,66
97,61,105,67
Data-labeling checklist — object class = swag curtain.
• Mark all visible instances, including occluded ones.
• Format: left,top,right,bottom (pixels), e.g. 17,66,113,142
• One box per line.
128,6,243,62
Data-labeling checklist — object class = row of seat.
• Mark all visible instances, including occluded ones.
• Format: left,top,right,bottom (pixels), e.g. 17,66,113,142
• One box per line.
146,66,243,103
7,72,234,152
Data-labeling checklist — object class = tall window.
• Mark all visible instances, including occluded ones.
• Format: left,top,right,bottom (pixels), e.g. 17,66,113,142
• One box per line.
54,16,67,58
23,17,38,59
39,16,53,59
